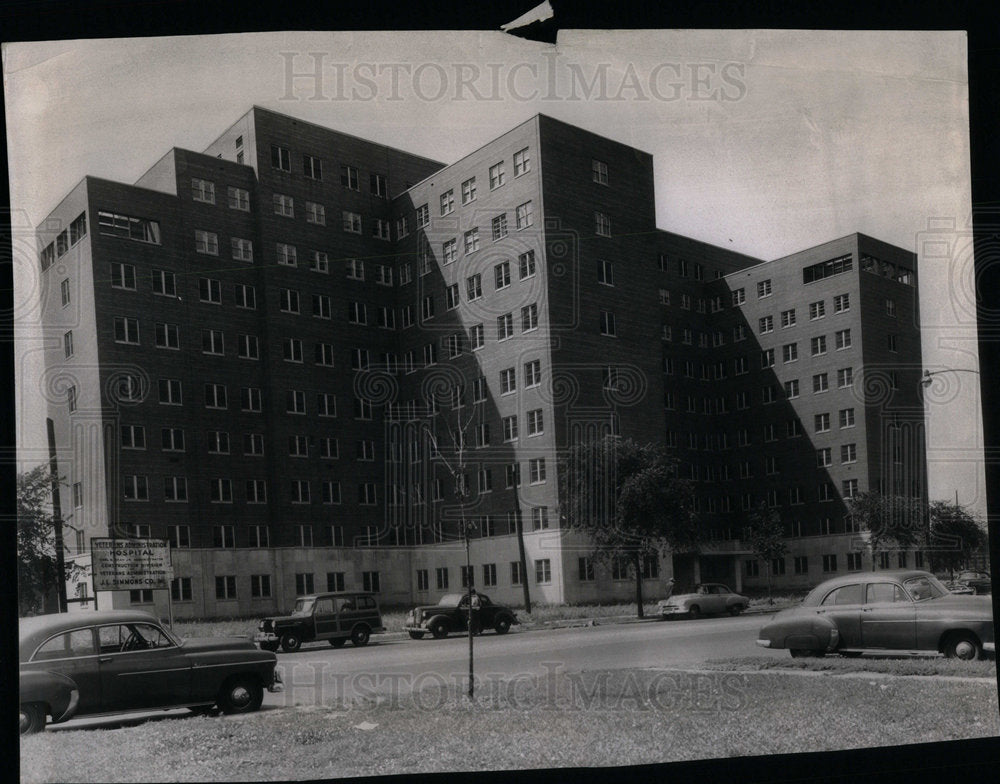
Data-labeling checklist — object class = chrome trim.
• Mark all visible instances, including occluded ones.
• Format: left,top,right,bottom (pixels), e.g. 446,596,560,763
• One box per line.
755,639,771,647
117,667,191,676
983,642,995,653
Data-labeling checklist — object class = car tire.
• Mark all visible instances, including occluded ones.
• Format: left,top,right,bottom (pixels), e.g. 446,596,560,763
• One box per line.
280,633,302,653
494,617,512,635
330,638,346,648
218,677,264,714
408,631,425,640
944,633,982,661
351,626,371,647
19,703,46,735
728,604,744,616
430,621,449,639
688,605,701,620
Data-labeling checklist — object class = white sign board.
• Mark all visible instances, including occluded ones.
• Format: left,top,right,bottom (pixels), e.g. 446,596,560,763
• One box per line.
90,538,172,591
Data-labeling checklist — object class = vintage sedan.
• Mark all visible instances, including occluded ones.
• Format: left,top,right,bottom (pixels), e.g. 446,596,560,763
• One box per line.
657,583,749,619
756,570,995,660
404,592,519,639
19,610,282,734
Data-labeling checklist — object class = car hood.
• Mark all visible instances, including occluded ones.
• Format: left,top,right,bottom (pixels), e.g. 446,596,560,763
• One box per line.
410,604,459,615
261,614,306,626
179,636,260,652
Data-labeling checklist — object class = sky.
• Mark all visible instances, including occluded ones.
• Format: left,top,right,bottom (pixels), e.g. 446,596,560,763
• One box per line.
3,29,985,515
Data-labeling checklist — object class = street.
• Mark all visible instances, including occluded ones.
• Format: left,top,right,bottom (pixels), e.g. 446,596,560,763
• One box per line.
49,613,782,729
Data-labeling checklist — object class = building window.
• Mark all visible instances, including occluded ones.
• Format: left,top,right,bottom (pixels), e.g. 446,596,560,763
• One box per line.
497,312,514,341
342,211,362,233
461,176,477,204
761,348,775,368
236,386,259,412
97,211,160,244
757,279,772,298
813,373,829,393
159,378,182,405
151,270,177,298
199,277,222,303
295,573,315,596
338,164,359,190
527,409,544,436
833,293,850,313
202,329,224,356
227,186,249,211
594,211,611,237
494,261,511,289
822,554,838,573
835,329,852,350
837,367,853,388
529,458,546,484
114,316,140,345
815,413,831,433
887,334,898,352
782,343,798,363
842,479,859,499
839,408,855,428
372,219,391,241
592,158,609,184
841,443,857,464
130,589,154,604
323,482,342,505
362,571,380,592
279,288,300,314
110,262,137,290
535,559,551,584
515,201,534,230
369,172,387,197
491,214,508,241
250,575,272,599
440,189,455,215
513,147,530,176
600,311,616,337
784,379,799,399
759,316,773,334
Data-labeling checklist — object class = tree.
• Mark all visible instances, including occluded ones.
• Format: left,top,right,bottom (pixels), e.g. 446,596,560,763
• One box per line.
744,504,787,604
927,500,988,576
17,466,80,616
846,491,925,569
559,436,699,618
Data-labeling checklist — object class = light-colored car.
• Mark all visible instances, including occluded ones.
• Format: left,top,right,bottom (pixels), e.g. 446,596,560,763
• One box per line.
755,570,995,660
657,583,749,619
19,610,282,734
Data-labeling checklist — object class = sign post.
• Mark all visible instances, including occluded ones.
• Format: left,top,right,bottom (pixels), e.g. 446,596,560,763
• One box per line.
90,538,173,624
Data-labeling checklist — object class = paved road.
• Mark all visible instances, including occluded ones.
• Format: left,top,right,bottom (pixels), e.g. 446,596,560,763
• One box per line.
272,613,787,705
49,613,786,729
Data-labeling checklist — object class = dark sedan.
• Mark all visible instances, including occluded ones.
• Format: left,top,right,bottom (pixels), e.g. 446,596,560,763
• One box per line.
404,592,518,639
19,609,282,734
756,570,995,660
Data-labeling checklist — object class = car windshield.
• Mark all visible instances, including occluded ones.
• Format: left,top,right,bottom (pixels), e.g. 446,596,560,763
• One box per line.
291,598,315,616
437,594,463,607
903,575,948,602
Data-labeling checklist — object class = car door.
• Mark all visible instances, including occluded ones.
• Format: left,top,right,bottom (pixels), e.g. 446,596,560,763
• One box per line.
707,586,728,614
335,596,358,633
97,623,191,710
27,627,103,712
815,583,864,647
860,582,916,649
314,597,338,639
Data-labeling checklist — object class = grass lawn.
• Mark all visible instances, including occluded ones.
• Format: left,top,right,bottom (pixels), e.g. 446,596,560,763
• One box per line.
20,666,998,782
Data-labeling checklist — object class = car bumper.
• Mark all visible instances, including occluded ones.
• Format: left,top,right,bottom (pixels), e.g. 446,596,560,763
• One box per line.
755,639,772,648
268,669,284,693
254,632,278,643
983,642,995,654
658,606,686,616
403,625,430,633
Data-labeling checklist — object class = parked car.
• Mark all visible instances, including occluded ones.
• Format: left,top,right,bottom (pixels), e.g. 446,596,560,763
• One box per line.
657,583,749,619
955,571,992,595
404,592,518,639
19,609,282,735
255,592,385,652
755,570,995,660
